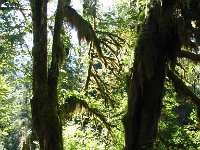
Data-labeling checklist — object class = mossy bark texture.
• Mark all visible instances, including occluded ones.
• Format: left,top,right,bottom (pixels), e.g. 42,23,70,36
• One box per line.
123,1,180,149
31,0,63,149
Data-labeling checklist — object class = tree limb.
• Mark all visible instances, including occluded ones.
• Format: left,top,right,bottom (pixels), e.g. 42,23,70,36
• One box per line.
96,30,126,44
177,50,200,62
64,5,107,65
60,95,113,130
48,0,65,104
167,69,200,122
84,43,93,92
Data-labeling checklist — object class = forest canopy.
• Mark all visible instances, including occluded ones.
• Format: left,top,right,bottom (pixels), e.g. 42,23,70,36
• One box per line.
0,0,200,149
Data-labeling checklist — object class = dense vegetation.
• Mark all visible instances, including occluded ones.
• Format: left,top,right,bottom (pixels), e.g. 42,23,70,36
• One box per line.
0,0,199,149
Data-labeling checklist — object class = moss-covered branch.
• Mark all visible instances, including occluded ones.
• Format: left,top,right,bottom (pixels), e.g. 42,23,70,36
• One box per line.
48,0,66,103
60,96,112,130
64,5,107,65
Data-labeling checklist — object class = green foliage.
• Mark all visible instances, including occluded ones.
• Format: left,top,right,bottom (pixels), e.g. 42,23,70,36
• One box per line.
63,122,108,150
0,1,33,149
155,81,200,149
0,75,11,137
62,110,124,150
57,2,131,148
1,0,200,149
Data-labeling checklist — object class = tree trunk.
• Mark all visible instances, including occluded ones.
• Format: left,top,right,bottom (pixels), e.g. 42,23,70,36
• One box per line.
124,56,166,149
31,0,63,149
123,1,180,149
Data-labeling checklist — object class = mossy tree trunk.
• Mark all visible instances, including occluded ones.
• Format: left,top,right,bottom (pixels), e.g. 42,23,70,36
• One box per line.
123,1,180,149
31,0,64,149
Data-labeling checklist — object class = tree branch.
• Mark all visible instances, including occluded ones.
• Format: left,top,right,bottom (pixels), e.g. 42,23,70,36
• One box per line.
48,0,65,103
64,5,107,65
96,30,126,44
167,69,200,122
84,43,93,92
177,50,200,62
91,72,116,107
60,95,112,130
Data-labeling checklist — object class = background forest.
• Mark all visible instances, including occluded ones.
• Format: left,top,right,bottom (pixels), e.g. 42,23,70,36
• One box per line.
0,0,199,149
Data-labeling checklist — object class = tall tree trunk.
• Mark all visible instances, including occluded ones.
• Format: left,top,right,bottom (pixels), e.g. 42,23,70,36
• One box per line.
123,1,180,149
31,0,64,149
31,0,48,149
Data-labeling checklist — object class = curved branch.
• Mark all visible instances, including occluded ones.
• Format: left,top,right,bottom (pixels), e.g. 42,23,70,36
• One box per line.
167,69,200,121
177,50,200,62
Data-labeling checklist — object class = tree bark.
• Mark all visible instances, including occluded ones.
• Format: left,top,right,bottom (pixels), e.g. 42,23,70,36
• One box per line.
31,0,48,149
31,0,64,149
123,1,180,149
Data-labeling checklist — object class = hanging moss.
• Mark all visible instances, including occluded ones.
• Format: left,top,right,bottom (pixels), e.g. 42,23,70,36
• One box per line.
124,1,182,149
64,5,107,64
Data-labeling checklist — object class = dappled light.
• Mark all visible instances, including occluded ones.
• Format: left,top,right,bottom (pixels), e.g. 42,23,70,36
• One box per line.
0,0,200,149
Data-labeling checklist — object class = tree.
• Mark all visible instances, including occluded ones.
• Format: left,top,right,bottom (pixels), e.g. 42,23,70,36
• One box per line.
123,0,200,149
1,0,200,149
31,0,65,148
30,0,108,149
